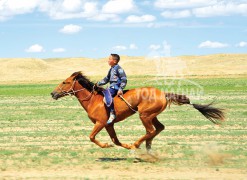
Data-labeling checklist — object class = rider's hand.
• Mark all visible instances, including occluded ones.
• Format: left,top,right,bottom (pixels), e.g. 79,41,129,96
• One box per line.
93,82,99,91
117,89,123,96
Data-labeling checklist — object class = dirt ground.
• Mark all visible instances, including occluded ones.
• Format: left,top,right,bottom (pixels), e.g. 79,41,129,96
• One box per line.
1,163,246,179
1,142,246,179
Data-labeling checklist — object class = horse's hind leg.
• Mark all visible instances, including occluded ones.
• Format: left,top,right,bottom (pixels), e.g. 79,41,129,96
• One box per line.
146,117,165,151
105,124,132,149
130,115,156,149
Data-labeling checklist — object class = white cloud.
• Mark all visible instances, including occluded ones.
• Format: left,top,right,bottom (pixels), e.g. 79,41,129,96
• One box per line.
129,44,138,49
155,1,247,18
193,3,247,17
149,44,161,50
111,43,138,51
154,0,216,9
141,1,152,6
161,10,191,19
125,15,156,23
52,48,66,52
83,2,99,16
89,13,120,22
0,0,99,21
102,0,136,14
198,41,229,48
112,45,127,51
38,1,98,20
25,44,45,53
236,41,247,47
59,24,82,34
0,0,40,21
1,0,247,22
62,0,81,12
38,1,120,22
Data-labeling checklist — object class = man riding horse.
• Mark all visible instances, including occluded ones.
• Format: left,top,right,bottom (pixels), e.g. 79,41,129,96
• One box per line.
51,57,225,151
97,54,127,124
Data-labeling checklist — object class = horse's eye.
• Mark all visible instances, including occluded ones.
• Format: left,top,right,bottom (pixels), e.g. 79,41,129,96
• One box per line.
63,82,66,84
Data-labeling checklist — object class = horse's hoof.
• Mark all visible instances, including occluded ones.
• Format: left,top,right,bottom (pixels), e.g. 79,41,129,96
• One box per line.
103,143,114,148
129,145,137,150
147,149,153,154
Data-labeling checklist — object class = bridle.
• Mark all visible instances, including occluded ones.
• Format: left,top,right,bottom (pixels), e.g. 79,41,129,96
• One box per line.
58,79,94,101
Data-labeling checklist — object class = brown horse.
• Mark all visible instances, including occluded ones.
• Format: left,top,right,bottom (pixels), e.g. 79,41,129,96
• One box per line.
51,72,225,151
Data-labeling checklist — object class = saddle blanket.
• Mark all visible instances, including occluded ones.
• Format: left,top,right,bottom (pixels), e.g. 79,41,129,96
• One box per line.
102,88,113,107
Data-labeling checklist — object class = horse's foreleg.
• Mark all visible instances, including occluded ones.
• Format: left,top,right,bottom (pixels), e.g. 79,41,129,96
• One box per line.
89,122,113,148
105,124,132,149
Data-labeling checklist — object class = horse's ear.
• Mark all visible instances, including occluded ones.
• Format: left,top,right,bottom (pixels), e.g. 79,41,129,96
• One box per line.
71,71,82,80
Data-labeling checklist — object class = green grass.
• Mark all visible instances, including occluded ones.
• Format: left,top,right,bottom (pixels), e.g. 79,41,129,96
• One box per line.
0,76,246,173
0,84,55,96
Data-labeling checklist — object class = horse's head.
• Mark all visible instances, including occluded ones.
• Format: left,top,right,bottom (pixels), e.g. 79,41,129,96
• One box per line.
51,71,81,100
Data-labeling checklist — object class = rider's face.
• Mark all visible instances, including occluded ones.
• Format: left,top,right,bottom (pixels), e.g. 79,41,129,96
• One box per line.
108,55,117,67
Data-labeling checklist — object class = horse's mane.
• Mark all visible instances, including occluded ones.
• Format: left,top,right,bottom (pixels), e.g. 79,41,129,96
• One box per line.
71,71,129,95
71,71,95,92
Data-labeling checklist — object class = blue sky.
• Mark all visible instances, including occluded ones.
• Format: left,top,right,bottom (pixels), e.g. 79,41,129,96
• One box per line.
0,0,247,58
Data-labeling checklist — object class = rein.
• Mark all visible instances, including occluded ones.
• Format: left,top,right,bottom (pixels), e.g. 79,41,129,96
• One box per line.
58,79,93,101
119,95,138,113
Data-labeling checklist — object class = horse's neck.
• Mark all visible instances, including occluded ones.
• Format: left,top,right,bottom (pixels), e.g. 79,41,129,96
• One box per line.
76,92,104,115
74,83,92,112
76,90,91,111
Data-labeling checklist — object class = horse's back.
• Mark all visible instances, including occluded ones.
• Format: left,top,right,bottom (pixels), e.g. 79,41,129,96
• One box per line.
116,87,167,112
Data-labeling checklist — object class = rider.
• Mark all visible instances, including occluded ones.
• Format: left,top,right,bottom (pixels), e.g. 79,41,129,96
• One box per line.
97,54,127,124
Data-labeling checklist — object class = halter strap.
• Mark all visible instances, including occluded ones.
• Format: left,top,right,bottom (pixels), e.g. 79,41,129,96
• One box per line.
58,79,93,101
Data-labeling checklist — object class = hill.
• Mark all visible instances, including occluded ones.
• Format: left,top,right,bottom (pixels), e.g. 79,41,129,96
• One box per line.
0,54,246,83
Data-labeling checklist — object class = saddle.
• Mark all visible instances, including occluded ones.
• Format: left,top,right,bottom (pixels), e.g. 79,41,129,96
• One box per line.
93,85,128,107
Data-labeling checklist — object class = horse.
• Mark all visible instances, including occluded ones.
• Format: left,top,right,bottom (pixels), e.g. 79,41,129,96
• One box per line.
51,71,225,151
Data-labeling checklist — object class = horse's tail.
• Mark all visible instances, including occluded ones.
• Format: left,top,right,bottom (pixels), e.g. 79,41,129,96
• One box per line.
165,93,225,125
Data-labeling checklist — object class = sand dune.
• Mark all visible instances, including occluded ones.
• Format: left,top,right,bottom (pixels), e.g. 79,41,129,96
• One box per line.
0,54,246,83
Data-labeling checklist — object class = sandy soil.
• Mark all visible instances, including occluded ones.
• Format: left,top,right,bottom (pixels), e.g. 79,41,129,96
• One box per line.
1,162,246,179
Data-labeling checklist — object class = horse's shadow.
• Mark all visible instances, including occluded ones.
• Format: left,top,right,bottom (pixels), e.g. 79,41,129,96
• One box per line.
96,157,127,162
96,154,160,163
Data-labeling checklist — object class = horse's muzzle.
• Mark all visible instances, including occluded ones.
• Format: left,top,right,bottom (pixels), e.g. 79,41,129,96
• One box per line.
51,91,60,100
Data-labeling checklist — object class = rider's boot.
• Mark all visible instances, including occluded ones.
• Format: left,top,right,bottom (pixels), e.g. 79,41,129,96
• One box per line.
107,111,116,124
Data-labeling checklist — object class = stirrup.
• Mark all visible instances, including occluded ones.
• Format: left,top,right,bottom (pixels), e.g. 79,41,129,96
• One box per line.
107,113,116,124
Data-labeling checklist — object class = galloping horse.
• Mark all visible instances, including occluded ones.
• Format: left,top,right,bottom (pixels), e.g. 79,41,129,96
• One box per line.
51,72,225,151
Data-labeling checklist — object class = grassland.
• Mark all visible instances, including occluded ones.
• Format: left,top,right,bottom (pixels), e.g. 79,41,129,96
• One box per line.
0,76,247,179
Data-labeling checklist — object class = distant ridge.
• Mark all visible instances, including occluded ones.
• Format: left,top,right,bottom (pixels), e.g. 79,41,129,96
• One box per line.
0,54,246,83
